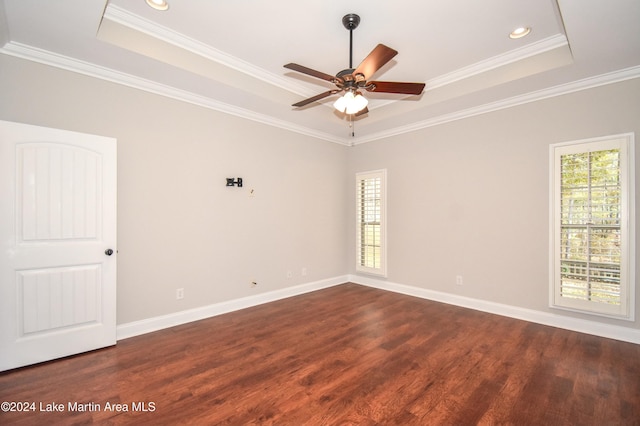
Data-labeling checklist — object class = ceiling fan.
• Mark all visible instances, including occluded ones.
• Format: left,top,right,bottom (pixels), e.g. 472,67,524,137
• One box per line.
284,13,425,116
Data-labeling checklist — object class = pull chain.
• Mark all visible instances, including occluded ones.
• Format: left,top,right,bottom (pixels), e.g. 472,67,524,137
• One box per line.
349,114,355,138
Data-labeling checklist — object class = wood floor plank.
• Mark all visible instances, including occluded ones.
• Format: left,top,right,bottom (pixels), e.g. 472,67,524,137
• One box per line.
1,283,639,425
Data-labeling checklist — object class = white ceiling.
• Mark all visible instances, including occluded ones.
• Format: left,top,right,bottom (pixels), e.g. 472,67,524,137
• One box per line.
1,0,639,145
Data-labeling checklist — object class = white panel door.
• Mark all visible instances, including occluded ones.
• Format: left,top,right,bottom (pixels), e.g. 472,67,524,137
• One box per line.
0,120,117,372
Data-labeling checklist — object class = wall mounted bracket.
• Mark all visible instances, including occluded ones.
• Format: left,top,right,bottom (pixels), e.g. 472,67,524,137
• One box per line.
226,177,243,187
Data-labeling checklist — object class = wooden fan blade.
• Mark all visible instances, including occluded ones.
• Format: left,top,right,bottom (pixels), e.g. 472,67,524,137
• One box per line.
367,81,425,95
284,63,336,83
292,90,339,107
353,44,398,80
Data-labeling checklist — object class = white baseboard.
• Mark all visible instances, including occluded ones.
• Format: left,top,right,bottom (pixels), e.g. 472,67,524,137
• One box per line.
116,275,348,340
349,274,640,345
117,274,640,345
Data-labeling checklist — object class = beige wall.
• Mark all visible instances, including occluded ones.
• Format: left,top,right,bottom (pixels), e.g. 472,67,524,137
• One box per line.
348,78,640,329
0,55,349,324
1,53,639,332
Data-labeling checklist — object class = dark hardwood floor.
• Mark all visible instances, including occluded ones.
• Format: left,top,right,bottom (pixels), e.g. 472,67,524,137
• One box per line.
1,283,639,425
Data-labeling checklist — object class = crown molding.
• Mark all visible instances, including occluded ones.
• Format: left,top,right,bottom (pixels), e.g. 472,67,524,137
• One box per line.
425,34,569,90
104,5,570,104
2,41,639,147
353,65,640,145
102,3,313,98
102,6,573,115
0,41,348,145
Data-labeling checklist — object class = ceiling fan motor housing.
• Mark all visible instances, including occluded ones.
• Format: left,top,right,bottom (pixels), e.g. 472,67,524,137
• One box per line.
336,68,356,82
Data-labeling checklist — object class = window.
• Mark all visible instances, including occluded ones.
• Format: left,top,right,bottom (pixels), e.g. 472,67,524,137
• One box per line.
550,133,635,319
356,170,387,276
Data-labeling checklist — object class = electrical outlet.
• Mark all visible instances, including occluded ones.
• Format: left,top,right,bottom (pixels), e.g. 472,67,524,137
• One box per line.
456,276,463,286
176,288,184,299
287,270,293,279
301,267,307,276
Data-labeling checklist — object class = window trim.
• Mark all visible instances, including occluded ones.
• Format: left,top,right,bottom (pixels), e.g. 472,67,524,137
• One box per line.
549,133,635,320
356,169,387,277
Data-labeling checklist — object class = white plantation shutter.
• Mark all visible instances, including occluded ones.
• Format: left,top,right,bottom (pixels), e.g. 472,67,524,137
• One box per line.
550,134,635,319
356,170,386,276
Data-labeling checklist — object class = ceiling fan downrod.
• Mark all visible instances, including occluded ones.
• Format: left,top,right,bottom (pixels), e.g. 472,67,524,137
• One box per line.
342,14,360,69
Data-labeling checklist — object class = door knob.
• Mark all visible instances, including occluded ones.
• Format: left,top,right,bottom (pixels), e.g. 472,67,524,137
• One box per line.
105,249,114,256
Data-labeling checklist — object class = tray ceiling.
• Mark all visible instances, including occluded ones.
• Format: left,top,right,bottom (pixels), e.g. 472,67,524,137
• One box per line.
1,0,639,144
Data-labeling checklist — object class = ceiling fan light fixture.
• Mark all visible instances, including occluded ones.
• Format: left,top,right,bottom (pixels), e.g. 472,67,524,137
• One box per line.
509,26,531,39
333,94,347,113
347,92,368,115
334,91,368,114
146,0,169,11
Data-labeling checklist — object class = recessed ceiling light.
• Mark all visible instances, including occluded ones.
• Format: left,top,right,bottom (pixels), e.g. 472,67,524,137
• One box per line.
509,27,531,39
146,0,169,11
